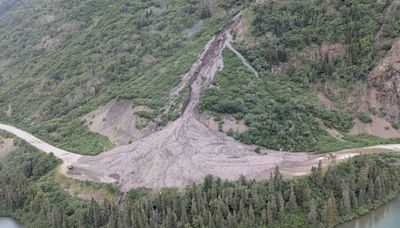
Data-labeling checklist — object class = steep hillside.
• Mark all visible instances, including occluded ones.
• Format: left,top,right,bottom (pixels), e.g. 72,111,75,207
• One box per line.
198,0,400,152
0,0,251,154
0,0,399,157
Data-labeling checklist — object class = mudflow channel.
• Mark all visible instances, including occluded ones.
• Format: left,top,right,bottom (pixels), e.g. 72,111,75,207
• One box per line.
48,13,400,191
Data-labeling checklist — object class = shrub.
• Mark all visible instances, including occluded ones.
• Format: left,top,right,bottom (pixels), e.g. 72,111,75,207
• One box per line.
392,122,400,130
357,112,373,123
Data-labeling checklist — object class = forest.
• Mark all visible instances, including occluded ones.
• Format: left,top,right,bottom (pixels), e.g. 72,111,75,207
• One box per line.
1,141,400,227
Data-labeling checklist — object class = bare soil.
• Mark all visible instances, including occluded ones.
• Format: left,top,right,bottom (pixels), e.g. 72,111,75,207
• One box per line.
197,113,248,134
0,137,14,158
83,99,155,146
350,116,400,138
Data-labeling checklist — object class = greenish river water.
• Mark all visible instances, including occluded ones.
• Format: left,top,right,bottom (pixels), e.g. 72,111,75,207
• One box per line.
0,217,23,228
338,196,400,228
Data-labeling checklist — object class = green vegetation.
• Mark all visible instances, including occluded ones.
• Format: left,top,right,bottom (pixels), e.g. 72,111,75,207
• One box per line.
392,122,400,130
197,0,400,151
199,49,399,152
357,112,373,123
240,0,391,81
0,0,248,154
2,141,400,227
236,0,399,113
1,0,398,154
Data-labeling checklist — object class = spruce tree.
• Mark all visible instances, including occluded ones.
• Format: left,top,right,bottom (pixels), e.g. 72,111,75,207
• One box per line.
277,191,285,220
324,193,337,227
307,199,318,226
341,184,351,214
288,184,298,212
296,179,311,205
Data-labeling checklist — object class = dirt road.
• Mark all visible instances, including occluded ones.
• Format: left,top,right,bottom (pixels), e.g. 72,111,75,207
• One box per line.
0,123,81,174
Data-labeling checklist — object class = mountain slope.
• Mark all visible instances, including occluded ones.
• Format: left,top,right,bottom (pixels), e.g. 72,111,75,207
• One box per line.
198,0,400,152
0,0,250,154
0,0,399,157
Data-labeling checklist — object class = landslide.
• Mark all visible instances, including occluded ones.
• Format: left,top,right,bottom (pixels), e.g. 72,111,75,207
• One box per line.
71,13,310,191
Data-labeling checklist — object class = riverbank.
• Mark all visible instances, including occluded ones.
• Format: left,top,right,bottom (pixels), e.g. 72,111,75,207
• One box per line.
338,195,400,228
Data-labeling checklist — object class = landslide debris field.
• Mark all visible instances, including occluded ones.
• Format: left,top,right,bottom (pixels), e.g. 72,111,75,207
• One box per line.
1,11,399,191
68,13,399,191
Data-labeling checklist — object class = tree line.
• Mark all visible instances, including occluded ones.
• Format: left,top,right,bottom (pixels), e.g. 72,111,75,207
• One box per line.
1,142,400,227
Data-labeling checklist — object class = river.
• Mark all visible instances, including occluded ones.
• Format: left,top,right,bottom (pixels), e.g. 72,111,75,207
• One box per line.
0,217,23,228
338,196,400,228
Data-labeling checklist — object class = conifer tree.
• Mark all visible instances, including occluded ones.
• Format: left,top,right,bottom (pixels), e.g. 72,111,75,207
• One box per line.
341,184,351,214
296,178,311,205
307,199,318,226
288,184,298,212
277,191,285,220
324,193,337,226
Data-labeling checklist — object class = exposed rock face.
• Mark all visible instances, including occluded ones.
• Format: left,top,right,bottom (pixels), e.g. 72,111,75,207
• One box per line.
365,38,400,123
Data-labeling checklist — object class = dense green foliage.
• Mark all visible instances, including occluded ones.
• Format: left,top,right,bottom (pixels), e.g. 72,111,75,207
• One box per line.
0,140,119,227
2,142,400,227
199,49,399,152
198,0,400,151
236,0,400,119
0,0,247,154
240,0,393,81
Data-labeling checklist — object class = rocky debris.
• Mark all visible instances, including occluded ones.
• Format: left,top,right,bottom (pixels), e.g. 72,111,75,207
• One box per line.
71,12,312,191
363,38,400,123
